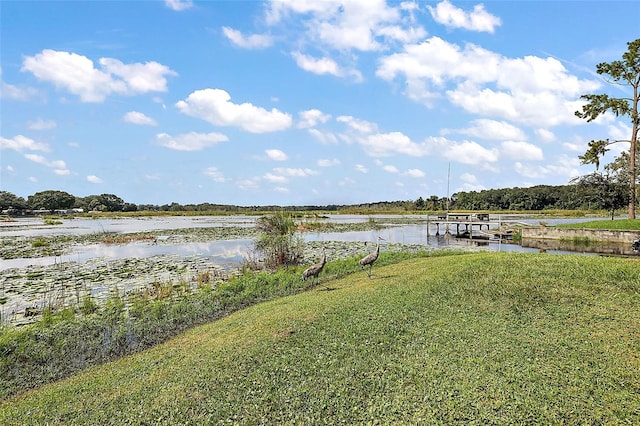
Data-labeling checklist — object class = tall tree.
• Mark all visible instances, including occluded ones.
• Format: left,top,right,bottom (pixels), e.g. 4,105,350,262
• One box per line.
27,190,75,211
575,38,640,219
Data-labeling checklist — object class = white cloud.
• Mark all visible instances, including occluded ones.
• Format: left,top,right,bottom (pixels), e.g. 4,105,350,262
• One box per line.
264,167,318,183
427,0,501,33
434,137,500,165
405,168,425,178
501,140,544,161
318,158,341,167
265,149,288,161
273,167,318,177
337,115,378,134
155,132,228,151
87,175,103,184
535,128,556,142
176,88,292,133
1,67,37,101
1,135,50,152
123,111,157,126
263,172,288,183
364,132,431,157
382,164,399,173
454,119,526,141
376,37,600,127
514,155,580,179
355,164,369,173
608,121,632,142
291,52,362,81
460,172,479,184
268,0,426,51
22,50,177,102
298,109,331,128
24,153,70,175
236,178,260,191
165,0,192,11
204,167,227,182
222,27,273,49
27,118,57,131
308,128,339,144
457,173,485,192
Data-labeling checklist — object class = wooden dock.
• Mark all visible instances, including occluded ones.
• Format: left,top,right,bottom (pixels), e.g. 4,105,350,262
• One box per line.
427,213,514,240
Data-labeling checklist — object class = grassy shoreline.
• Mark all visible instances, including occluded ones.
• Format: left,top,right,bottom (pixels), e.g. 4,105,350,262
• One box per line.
2,252,639,424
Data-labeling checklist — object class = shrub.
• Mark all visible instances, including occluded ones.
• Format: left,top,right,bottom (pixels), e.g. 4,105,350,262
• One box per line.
253,211,304,268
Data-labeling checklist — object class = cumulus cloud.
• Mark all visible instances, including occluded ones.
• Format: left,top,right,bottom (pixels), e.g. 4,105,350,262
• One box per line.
165,0,192,11
318,158,341,167
27,118,57,130
514,155,580,179
176,89,292,133
1,67,37,101
87,175,103,184
500,140,544,161
267,0,424,51
204,167,227,182
123,111,157,126
155,131,228,151
298,109,331,128
364,132,431,157
405,168,426,178
222,27,273,49
453,119,526,141
376,36,600,127
337,115,378,134
427,0,501,33
265,0,426,80
24,153,70,175
535,128,556,142
1,135,50,152
236,178,260,191
308,128,339,144
434,137,500,165
264,167,318,183
263,172,288,183
22,50,177,102
265,149,288,161
291,52,362,81
355,164,369,173
457,172,485,192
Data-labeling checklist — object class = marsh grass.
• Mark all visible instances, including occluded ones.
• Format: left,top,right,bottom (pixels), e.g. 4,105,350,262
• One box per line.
2,252,639,424
101,233,156,244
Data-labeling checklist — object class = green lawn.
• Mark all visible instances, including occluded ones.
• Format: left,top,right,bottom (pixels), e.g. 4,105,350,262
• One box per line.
2,252,639,424
557,218,640,230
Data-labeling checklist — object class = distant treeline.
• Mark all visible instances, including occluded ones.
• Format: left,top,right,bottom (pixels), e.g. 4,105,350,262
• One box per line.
0,183,629,214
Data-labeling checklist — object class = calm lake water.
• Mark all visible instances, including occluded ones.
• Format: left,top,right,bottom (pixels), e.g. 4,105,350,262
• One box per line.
0,214,622,271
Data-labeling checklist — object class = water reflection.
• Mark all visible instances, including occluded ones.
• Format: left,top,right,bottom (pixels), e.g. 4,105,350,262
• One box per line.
1,215,631,271
0,215,257,237
2,239,253,270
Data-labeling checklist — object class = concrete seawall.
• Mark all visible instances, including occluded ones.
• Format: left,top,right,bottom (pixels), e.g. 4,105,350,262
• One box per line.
521,227,640,243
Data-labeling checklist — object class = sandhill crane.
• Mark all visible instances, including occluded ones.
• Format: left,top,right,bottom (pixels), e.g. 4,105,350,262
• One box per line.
302,246,327,287
359,236,384,278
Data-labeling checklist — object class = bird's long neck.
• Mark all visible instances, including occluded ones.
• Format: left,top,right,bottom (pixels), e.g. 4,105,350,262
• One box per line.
321,249,326,265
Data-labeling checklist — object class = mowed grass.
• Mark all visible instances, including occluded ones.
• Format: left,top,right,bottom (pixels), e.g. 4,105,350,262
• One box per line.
557,218,640,230
2,252,640,424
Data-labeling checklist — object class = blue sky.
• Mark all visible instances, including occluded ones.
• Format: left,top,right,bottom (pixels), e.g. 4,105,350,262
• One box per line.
1,0,638,206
